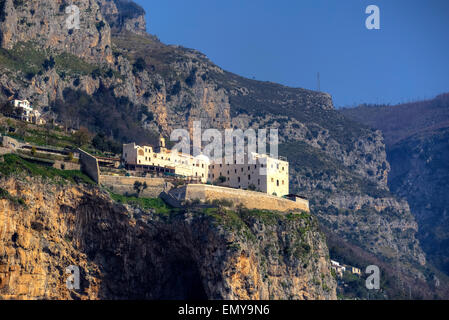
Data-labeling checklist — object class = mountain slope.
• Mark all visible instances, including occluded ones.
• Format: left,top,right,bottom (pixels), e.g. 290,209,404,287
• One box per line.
341,94,449,276
0,158,336,300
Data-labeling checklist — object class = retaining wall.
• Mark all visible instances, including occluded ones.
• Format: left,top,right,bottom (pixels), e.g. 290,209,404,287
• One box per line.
170,184,309,213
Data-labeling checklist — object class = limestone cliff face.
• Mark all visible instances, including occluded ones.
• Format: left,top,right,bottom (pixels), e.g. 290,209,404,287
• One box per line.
0,176,336,300
98,0,147,35
0,0,113,64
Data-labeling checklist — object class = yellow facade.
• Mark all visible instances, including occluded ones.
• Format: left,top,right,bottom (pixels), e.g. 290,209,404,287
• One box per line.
123,143,290,197
208,153,289,197
123,143,210,183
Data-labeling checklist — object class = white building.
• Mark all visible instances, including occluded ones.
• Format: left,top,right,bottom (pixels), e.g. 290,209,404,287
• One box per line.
123,140,291,197
12,99,44,124
208,153,289,197
123,138,210,183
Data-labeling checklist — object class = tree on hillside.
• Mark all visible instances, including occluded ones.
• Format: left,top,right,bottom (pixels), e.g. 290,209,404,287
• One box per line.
73,126,91,147
0,101,14,117
133,181,148,197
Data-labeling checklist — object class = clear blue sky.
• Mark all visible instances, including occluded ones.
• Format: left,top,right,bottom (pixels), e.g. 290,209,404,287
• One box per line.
134,0,449,107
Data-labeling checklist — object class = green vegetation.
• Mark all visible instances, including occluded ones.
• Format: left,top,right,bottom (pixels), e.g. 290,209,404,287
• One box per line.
0,42,119,80
109,192,171,215
52,87,159,146
0,187,26,206
0,154,93,185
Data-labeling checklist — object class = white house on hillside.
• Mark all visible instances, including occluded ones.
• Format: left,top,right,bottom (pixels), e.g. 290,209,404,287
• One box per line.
12,99,44,124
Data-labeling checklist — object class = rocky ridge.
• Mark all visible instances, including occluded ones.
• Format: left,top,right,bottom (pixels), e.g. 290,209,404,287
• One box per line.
0,175,336,300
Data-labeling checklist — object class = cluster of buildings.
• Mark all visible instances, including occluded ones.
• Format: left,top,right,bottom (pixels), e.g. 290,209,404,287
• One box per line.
123,137,290,197
12,99,45,125
331,260,362,278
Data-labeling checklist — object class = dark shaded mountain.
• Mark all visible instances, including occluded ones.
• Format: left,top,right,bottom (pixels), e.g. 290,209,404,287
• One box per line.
342,94,449,276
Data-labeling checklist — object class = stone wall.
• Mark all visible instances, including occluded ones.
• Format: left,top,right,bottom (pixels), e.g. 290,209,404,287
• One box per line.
78,149,100,184
100,175,170,198
0,147,12,156
170,184,310,213
53,160,81,171
1,136,22,150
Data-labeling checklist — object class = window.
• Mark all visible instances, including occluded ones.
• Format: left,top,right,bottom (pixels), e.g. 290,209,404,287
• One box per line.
282,180,285,185
235,169,237,173
248,175,251,180
238,177,241,183
277,180,279,186
241,168,243,172
282,167,285,171
202,164,204,168
248,166,250,170
258,179,260,185
271,178,274,182
255,165,257,169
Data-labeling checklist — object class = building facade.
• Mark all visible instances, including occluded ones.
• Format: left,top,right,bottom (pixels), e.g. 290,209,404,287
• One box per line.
207,153,289,197
13,99,44,124
123,140,210,183
123,140,290,197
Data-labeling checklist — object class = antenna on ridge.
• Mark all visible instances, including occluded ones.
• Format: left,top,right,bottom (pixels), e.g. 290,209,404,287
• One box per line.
317,72,321,92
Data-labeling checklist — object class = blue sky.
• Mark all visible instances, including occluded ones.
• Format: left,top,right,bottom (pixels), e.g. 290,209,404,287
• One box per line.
134,0,449,107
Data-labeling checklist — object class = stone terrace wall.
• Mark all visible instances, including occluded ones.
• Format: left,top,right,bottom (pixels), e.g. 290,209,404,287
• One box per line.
78,149,100,183
100,175,169,198
170,184,310,213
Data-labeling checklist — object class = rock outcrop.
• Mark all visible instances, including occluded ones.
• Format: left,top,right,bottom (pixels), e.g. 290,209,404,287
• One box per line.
0,176,336,300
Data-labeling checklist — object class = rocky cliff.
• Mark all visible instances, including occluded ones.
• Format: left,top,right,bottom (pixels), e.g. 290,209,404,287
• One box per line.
342,94,449,277
0,174,336,300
